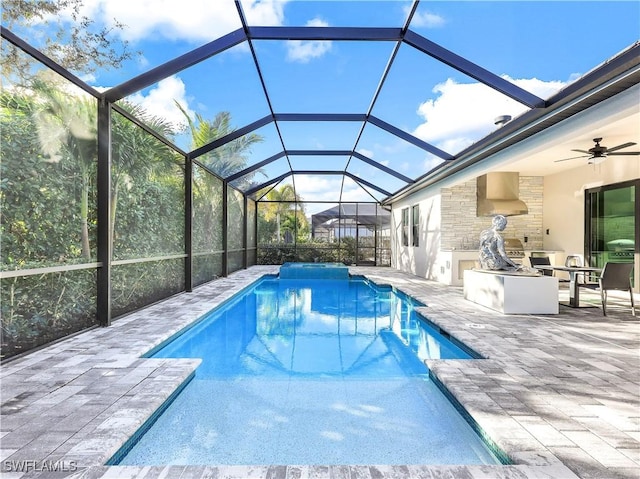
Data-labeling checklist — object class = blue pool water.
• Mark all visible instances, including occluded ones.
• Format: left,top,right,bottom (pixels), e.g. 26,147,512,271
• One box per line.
115,277,501,465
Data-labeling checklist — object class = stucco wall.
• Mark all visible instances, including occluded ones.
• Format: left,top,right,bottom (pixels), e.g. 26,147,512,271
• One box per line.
391,189,441,279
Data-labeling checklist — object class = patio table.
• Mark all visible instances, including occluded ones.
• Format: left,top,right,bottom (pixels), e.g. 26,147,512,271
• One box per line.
536,265,602,308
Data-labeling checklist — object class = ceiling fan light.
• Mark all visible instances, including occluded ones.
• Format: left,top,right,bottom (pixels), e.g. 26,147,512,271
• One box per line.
588,155,607,165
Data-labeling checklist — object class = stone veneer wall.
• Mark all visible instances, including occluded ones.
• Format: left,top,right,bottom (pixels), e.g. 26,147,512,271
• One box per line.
441,176,544,250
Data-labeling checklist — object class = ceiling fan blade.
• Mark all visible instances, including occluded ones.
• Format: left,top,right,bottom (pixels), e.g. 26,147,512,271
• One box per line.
607,141,637,152
555,155,589,163
608,151,640,156
570,149,590,154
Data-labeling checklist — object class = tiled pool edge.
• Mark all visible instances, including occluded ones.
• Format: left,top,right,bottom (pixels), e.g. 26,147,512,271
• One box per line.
361,272,568,471
0,267,280,479
0,266,579,479
141,274,277,359
107,273,494,468
428,369,512,465
3,265,637,478
104,370,197,466
360,270,574,471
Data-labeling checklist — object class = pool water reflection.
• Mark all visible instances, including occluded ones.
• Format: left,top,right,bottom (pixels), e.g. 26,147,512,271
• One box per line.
114,277,500,466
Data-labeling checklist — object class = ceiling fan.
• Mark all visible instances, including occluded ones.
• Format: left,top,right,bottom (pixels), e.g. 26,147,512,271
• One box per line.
555,137,640,164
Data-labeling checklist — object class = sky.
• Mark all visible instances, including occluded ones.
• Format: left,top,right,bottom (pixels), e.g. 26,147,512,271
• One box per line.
13,0,640,207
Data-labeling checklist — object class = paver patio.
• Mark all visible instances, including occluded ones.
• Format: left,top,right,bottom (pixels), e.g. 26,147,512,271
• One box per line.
1,266,638,479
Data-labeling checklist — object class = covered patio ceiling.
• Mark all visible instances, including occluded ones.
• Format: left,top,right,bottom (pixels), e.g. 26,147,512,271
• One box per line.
3,0,638,205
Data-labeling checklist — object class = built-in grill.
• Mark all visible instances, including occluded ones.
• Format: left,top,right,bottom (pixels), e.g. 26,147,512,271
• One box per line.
504,238,525,263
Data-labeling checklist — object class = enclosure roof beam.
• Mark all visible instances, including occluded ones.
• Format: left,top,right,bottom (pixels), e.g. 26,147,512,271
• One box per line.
344,172,392,197
188,114,274,160
292,171,392,197
341,0,420,203
403,29,546,109
245,170,391,197
351,151,415,184
285,149,414,184
293,170,346,175
226,151,287,182
274,113,367,122
245,172,291,196
173,107,458,168
286,150,353,156
234,1,295,199
225,148,415,185
367,115,454,160
248,26,403,42
1,27,102,98
105,29,247,102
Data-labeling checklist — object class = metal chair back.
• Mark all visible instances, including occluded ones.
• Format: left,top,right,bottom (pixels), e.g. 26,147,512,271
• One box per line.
600,262,634,291
594,262,635,316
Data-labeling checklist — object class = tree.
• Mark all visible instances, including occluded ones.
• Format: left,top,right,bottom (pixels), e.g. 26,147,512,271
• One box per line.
262,184,299,242
29,76,97,260
0,89,78,266
177,103,263,184
2,0,137,85
111,102,178,249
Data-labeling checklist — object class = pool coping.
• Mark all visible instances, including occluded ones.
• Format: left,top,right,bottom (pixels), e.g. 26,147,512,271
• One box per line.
1,265,638,478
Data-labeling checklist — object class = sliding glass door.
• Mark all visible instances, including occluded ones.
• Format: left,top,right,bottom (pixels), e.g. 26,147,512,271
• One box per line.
585,179,639,289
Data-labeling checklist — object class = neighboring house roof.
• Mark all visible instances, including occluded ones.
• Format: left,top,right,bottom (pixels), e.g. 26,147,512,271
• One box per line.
312,203,391,229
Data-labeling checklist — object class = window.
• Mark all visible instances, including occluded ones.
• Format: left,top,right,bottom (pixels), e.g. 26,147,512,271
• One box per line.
401,207,409,247
412,205,420,247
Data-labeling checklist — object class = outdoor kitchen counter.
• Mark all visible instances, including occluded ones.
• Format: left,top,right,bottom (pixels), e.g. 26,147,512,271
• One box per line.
439,249,564,286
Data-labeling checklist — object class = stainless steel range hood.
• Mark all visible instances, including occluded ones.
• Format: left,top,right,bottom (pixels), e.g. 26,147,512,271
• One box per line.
477,172,528,216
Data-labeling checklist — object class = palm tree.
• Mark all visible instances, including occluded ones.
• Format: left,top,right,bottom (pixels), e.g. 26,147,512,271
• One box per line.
30,78,97,260
20,79,179,260
262,184,299,242
176,104,263,184
110,102,178,246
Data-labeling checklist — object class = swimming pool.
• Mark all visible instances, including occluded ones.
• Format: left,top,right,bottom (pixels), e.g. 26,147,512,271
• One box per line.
112,276,503,465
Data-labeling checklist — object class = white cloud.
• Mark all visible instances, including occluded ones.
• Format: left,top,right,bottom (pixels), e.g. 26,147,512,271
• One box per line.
292,174,371,203
286,18,332,63
406,7,446,28
128,75,194,130
357,148,374,158
413,76,566,153
294,174,341,201
65,0,287,43
242,0,288,25
341,185,372,202
423,155,446,173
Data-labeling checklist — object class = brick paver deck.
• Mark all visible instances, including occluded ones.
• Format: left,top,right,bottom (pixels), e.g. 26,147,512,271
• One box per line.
1,266,638,479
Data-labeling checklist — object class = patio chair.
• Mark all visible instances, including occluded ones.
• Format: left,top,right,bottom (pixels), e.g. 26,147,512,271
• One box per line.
579,262,635,316
529,256,553,276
